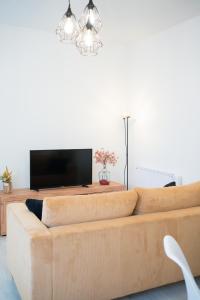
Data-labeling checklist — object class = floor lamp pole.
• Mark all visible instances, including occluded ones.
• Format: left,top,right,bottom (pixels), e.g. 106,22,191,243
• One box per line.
123,116,130,190
127,116,129,190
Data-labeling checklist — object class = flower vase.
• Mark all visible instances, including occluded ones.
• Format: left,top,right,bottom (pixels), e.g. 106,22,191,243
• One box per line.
3,182,12,194
99,165,110,185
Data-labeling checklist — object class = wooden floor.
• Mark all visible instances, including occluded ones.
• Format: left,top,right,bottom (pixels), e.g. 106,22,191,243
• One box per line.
0,236,199,300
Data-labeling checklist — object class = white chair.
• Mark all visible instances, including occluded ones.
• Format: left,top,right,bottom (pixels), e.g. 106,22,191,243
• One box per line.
163,235,200,300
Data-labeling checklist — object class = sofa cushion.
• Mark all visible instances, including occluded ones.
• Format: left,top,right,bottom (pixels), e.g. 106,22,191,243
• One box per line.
25,199,43,220
164,181,176,187
42,190,138,228
135,181,200,215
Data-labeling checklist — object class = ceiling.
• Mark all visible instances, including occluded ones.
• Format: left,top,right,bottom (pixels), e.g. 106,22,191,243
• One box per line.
1,0,200,42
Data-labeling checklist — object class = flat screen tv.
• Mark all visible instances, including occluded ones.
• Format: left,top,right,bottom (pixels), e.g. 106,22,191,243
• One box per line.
30,149,92,190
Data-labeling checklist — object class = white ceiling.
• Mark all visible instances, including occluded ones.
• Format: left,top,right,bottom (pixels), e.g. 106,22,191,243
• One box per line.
1,0,200,42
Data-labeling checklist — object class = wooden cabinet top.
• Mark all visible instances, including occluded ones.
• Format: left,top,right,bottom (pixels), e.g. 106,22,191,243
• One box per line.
0,182,125,204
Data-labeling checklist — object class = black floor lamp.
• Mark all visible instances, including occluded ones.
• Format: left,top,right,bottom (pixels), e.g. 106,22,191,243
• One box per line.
123,115,130,190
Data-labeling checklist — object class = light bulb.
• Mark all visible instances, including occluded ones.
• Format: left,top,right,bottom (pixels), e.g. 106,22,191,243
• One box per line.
88,9,95,25
64,17,74,34
83,29,93,47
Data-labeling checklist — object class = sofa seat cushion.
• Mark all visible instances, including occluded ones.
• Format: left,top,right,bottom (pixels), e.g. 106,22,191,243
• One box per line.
135,181,200,215
42,190,138,228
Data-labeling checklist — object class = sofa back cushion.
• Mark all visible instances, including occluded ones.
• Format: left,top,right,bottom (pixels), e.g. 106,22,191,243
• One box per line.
135,181,200,215
42,190,138,228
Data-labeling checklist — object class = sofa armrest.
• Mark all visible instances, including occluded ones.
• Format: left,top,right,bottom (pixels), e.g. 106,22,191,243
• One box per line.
7,203,52,300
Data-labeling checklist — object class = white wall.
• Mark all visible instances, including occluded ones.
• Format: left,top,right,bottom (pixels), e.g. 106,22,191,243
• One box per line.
2,15,200,189
0,24,128,188
128,16,200,186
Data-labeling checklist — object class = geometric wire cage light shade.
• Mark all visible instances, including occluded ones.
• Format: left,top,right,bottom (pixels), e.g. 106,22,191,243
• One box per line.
56,0,103,56
76,21,103,56
79,0,102,33
56,0,79,43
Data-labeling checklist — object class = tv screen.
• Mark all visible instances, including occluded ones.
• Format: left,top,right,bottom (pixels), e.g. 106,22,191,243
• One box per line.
30,149,92,190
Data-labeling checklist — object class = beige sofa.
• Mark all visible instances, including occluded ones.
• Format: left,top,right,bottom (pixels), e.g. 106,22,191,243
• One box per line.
7,182,200,300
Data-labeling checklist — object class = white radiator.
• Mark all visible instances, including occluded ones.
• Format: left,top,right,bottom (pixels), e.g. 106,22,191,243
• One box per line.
134,167,182,188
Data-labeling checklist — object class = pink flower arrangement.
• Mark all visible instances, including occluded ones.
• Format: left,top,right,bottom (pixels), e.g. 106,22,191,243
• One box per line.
94,149,118,167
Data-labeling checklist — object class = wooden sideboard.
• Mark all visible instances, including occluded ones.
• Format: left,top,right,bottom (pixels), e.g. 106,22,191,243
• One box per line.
0,182,125,235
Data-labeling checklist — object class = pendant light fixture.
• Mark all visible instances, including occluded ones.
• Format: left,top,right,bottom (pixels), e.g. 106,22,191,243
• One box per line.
76,21,103,56
56,0,103,56
56,0,79,43
79,0,102,33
